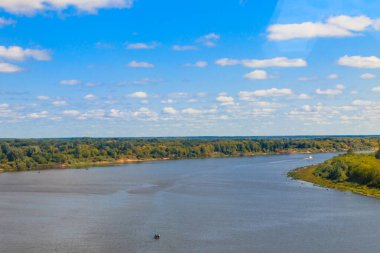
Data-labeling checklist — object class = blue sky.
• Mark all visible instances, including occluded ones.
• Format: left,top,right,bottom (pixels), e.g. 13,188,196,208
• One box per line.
0,0,380,137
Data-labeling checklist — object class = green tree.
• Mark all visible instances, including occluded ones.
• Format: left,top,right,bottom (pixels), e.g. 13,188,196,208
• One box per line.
376,148,380,160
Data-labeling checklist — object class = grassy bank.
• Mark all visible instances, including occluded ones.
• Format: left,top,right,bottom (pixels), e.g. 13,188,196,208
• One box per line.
288,154,380,198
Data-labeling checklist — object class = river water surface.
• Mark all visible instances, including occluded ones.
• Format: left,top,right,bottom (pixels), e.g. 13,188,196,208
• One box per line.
0,153,379,253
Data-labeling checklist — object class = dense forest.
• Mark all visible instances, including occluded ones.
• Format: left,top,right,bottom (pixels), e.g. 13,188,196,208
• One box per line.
314,151,380,188
0,137,378,172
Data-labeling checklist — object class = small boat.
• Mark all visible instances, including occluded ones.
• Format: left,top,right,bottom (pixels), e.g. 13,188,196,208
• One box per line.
307,155,313,159
154,233,160,240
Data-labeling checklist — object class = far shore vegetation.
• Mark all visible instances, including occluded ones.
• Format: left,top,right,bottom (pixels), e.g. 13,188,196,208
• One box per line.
0,137,379,172
289,148,380,198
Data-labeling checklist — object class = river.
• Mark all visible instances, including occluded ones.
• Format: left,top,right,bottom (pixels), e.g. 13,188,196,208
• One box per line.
0,153,379,253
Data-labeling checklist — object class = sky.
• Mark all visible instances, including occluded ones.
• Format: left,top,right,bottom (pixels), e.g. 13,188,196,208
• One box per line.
0,0,380,137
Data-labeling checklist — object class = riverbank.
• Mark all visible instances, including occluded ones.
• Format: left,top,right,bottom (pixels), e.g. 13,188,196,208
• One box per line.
0,149,344,173
288,165,380,199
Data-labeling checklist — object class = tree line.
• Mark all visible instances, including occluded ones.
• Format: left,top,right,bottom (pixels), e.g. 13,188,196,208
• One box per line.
0,137,378,172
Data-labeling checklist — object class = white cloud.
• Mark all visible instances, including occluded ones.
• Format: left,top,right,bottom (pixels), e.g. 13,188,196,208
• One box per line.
0,62,22,73
0,0,133,15
0,17,15,27
352,100,372,106
215,58,240,66
161,99,175,104
37,95,49,101
328,15,372,32
216,95,234,105
109,109,124,118
185,61,208,68
372,86,380,93
197,33,220,47
60,79,81,86
302,105,312,112
297,93,312,99
267,15,376,41
338,55,380,68
327,73,339,80
52,100,67,107
126,42,159,50
28,111,48,119
315,85,345,95
242,57,307,68
239,88,293,100
182,108,202,114
162,107,177,114
0,46,51,61
253,101,277,108
360,73,376,79
131,107,158,120
63,110,81,116
78,109,106,120
128,60,154,68
298,76,316,81
129,91,148,98
84,94,97,100
168,92,189,99
215,57,306,68
244,70,268,80
172,45,198,51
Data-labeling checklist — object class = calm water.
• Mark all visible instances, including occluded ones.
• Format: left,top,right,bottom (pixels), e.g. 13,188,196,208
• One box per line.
0,153,380,253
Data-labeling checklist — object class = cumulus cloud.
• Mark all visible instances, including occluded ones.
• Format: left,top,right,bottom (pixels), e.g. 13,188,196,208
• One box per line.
215,58,240,66
84,94,97,100
172,45,198,51
239,88,293,100
126,42,159,50
161,99,175,104
128,60,154,68
185,61,208,68
0,46,51,61
338,55,380,68
28,111,48,119
37,95,49,101
162,107,177,114
52,100,67,106
0,17,15,27
360,73,376,79
0,0,134,15
0,62,22,73
315,85,345,95
129,91,148,98
244,70,268,80
216,95,234,105
352,100,373,106
63,110,81,116
297,93,312,99
215,57,306,68
131,107,158,120
182,108,202,114
197,33,220,47
60,79,81,86
372,86,380,93
267,15,377,41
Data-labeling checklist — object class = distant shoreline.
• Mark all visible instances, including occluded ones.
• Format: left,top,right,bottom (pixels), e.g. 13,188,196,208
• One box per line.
0,137,378,173
0,150,314,173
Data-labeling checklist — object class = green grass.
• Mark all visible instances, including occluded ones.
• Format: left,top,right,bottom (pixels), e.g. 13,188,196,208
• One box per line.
289,156,380,199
